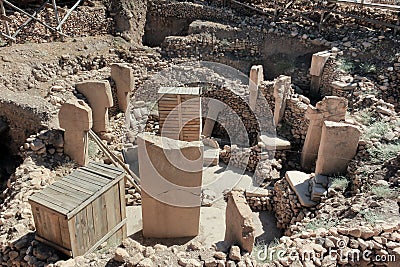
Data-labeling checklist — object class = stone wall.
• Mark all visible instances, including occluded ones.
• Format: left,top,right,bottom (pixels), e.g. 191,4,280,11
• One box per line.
112,0,148,44
259,81,309,147
273,178,315,234
0,91,54,154
0,5,112,44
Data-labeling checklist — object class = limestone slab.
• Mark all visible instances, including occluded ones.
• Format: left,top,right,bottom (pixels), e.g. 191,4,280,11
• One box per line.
58,99,92,166
259,135,291,150
224,191,255,252
285,171,316,207
301,96,348,170
203,146,219,167
76,80,113,134
315,121,361,176
111,63,134,112
137,134,203,238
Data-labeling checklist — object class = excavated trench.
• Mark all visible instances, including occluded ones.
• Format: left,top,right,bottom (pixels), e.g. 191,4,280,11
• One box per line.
0,120,22,197
142,13,327,94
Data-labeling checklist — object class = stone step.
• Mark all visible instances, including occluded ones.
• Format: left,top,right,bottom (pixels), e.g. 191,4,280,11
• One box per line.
258,135,291,151
285,171,317,207
203,146,219,167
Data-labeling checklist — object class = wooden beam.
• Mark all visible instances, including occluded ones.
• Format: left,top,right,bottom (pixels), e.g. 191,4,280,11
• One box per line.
327,0,400,11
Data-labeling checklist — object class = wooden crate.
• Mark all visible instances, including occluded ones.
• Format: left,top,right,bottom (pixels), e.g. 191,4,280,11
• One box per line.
158,87,202,142
28,162,127,257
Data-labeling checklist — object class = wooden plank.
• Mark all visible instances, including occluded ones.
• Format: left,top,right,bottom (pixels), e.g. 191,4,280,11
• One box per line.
70,171,109,187
92,195,107,244
80,166,117,180
41,187,82,206
51,183,91,201
90,162,123,173
47,212,63,247
76,208,88,255
113,184,122,223
33,191,77,212
30,202,45,238
118,179,127,239
29,194,70,214
104,187,117,232
64,175,102,191
68,216,79,256
84,164,122,178
66,174,124,219
57,179,95,195
84,218,127,255
86,204,95,248
59,216,71,250
89,162,123,175
36,235,72,257
80,165,119,180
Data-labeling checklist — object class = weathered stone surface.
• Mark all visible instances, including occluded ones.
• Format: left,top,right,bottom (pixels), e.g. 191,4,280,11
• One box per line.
315,121,361,175
138,134,203,238
285,171,316,207
273,75,291,126
111,63,134,112
76,80,113,133
114,247,129,262
310,51,331,76
58,99,92,166
224,191,255,253
203,145,219,167
301,96,348,170
259,134,291,150
229,245,241,261
249,65,263,109
202,100,224,137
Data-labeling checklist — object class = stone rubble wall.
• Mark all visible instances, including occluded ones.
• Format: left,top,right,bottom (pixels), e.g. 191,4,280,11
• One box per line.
273,178,315,235
0,5,112,44
148,0,238,23
111,0,148,44
0,93,54,154
376,57,400,111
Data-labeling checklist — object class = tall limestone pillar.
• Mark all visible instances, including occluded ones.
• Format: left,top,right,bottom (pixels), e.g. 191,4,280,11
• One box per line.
59,99,93,166
111,63,134,112
301,96,348,170
76,81,113,134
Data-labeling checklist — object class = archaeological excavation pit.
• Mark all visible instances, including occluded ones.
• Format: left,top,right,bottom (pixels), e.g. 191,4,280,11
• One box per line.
0,120,21,196
0,0,400,266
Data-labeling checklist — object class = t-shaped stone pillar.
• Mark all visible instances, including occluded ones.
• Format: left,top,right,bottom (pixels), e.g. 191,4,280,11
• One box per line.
76,81,113,134
301,96,348,170
111,63,134,112
137,134,203,238
58,99,93,166
309,51,331,98
273,75,291,126
249,65,263,110
202,100,225,137
315,121,361,175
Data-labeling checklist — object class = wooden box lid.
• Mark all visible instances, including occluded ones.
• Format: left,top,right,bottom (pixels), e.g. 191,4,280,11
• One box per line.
158,87,201,96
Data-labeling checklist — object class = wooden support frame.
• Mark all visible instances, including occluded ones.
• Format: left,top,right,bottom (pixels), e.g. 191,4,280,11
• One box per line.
0,0,83,44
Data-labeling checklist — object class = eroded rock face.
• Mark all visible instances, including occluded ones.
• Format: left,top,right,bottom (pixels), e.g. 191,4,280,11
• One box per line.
224,191,255,253
111,0,148,44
